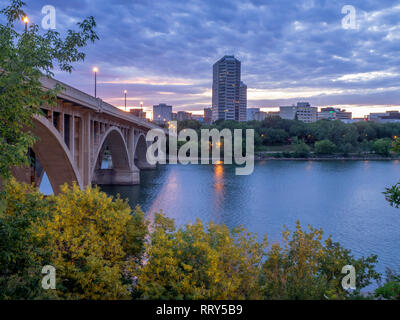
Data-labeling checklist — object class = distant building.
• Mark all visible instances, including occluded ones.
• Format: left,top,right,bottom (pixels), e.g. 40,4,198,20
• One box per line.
130,108,146,119
171,112,177,121
153,103,172,124
279,105,298,120
368,111,400,123
177,111,192,121
212,55,242,121
247,108,260,121
239,81,247,121
267,111,280,118
204,107,212,124
254,111,267,121
368,113,386,121
280,102,317,123
296,102,317,123
192,114,204,122
318,107,352,121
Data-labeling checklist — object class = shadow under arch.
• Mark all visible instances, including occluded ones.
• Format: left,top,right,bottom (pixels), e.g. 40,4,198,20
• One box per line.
92,126,138,185
134,133,154,170
29,115,82,194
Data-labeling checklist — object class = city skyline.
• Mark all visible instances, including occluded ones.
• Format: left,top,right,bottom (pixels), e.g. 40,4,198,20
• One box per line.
4,0,400,118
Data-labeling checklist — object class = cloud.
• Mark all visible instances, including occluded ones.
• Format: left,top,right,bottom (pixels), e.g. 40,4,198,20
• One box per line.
5,0,400,112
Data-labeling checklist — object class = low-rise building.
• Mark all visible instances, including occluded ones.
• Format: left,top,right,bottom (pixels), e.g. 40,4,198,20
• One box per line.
318,107,352,121
192,114,204,122
280,102,317,123
153,103,172,124
204,108,212,124
368,111,400,123
254,111,267,121
177,111,192,121
247,108,260,121
279,105,298,120
130,108,147,119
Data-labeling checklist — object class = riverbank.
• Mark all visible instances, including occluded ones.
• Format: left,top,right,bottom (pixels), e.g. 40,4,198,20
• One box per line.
255,152,400,161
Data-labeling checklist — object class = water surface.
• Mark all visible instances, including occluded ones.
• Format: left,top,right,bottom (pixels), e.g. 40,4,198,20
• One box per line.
100,160,400,279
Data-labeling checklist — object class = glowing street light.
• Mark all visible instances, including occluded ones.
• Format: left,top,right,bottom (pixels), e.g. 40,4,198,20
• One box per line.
124,90,127,111
93,67,98,98
23,16,29,32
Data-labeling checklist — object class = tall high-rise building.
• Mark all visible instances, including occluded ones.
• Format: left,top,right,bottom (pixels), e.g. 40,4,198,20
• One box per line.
239,81,247,121
212,55,246,121
153,103,172,124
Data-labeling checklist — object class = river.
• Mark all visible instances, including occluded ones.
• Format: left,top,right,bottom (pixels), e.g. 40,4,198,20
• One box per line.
101,160,400,279
41,160,400,280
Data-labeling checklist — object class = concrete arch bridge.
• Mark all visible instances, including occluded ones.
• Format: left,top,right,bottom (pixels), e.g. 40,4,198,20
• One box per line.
12,77,160,194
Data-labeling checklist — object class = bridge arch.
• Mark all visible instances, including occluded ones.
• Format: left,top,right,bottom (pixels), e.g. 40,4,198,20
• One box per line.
31,115,83,194
92,126,137,185
134,133,154,170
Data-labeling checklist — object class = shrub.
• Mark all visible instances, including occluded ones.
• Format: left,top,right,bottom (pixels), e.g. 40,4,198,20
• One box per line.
314,140,336,155
293,142,310,158
372,138,392,156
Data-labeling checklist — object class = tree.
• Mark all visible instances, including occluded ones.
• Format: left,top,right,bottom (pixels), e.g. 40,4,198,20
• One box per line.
293,142,310,158
0,179,56,299
40,184,148,299
372,138,392,156
134,214,268,300
260,221,379,300
1,180,148,299
262,128,289,145
314,139,336,155
0,0,98,181
375,269,400,300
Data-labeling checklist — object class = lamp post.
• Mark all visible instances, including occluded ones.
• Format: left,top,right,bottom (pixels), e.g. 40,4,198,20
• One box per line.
124,90,127,111
23,16,28,32
93,67,98,98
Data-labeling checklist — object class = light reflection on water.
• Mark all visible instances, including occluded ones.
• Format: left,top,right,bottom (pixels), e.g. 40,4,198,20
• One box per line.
40,160,400,286
100,160,400,283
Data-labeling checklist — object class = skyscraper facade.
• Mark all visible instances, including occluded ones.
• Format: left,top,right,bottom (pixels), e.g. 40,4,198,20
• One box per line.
239,81,247,121
212,55,246,122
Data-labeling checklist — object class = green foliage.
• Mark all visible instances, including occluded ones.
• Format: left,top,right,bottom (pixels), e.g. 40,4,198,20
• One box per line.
372,138,392,156
260,221,379,300
0,181,384,300
176,117,400,156
0,0,98,180
0,179,55,299
41,184,148,299
314,139,336,155
293,142,310,158
375,269,400,300
384,138,400,208
134,214,268,300
0,180,148,299
383,183,400,208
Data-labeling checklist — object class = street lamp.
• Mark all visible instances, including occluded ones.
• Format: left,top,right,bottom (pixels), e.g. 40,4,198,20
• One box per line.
23,16,29,32
124,90,127,111
93,67,98,97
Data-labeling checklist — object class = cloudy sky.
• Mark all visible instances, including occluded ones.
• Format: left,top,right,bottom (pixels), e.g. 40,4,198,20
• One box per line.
3,0,400,117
